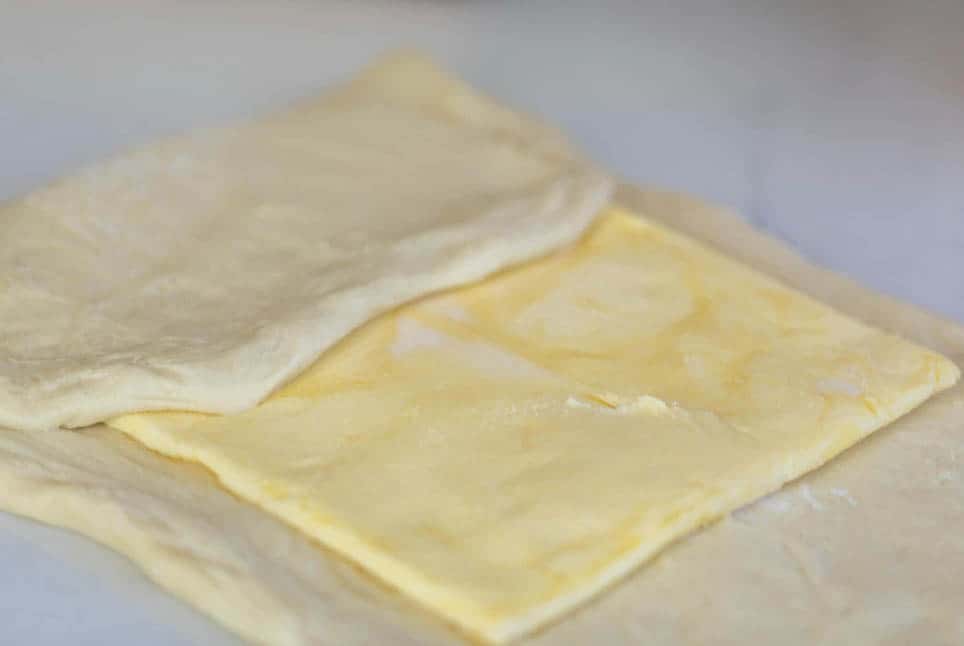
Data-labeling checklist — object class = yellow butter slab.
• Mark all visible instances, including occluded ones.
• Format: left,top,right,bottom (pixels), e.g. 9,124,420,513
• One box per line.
110,208,958,643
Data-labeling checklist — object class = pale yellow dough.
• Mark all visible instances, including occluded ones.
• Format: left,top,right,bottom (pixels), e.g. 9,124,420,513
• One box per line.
111,209,959,643
0,53,609,431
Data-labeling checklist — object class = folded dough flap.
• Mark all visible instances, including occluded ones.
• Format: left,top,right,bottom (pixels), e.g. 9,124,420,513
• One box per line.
0,52,612,431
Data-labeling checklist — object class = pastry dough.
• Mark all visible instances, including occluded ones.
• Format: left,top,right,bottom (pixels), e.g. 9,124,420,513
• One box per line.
110,209,958,643
0,53,610,431
1,188,961,645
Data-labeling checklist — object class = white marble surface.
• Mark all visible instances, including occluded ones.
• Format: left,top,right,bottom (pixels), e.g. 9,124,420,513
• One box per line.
1,1,962,644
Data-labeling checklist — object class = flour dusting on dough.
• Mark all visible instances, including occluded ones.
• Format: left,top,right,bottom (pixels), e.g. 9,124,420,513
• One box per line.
799,484,824,511
817,377,864,398
830,487,858,507
391,318,448,357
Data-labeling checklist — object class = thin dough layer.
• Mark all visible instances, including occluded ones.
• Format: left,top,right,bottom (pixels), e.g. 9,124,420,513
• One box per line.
0,53,611,431
111,209,958,643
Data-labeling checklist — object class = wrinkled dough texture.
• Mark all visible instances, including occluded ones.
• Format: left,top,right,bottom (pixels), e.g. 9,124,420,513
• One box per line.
110,210,958,643
0,189,962,646
0,425,456,646
0,53,611,431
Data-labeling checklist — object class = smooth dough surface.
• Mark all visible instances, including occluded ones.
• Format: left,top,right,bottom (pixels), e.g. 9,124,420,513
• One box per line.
1,189,962,645
0,52,611,431
110,208,958,643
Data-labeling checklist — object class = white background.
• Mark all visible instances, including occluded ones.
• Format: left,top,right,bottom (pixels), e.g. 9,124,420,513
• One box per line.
1,1,962,643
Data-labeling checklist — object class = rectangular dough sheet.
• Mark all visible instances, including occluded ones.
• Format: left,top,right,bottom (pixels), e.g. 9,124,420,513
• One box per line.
108,207,958,643
1,188,962,645
0,52,609,431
